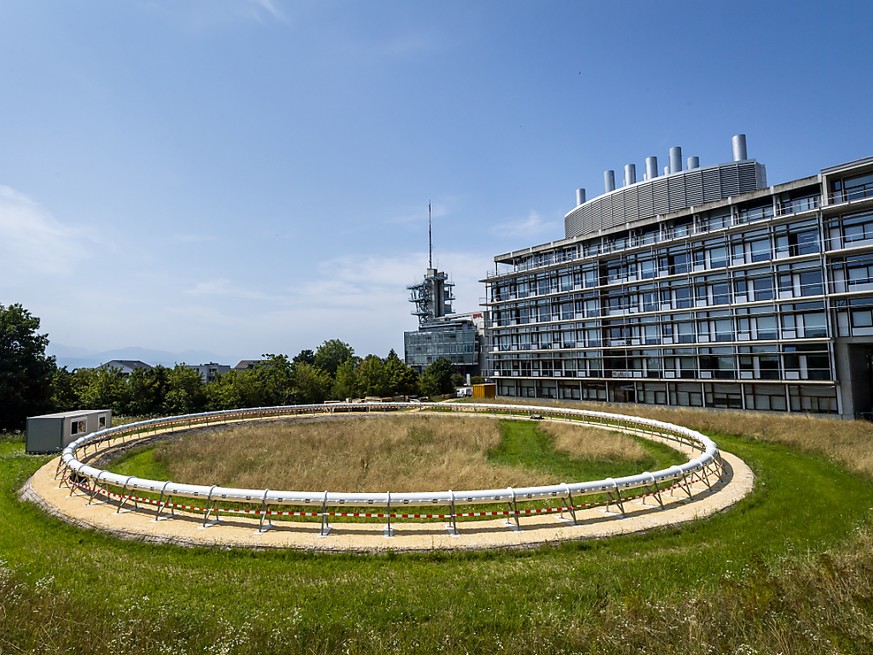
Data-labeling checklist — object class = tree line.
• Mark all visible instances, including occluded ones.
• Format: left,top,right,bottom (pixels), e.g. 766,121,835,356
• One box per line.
1,304,472,432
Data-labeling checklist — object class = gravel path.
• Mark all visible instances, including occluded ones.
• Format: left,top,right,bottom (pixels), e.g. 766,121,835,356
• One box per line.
21,437,754,553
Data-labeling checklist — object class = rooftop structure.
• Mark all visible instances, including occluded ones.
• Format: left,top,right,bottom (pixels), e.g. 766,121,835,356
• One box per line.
404,204,483,375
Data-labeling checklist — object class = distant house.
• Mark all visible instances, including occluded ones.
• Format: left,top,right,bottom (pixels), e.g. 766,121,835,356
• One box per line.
234,359,264,371
102,360,152,375
186,362,231,383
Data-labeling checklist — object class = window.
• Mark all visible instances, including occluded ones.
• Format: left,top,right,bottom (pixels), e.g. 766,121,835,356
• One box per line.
756,316,778,340
801,312,827,338
844,172,873,201
847,262,873,288
799,270,823,296
749,239,770,262
708,246,728,269
753,276,774,301
642,291,658,312
851,308,873,328
675,286,693,309
712,283,731,305
793,230,820,255
842,212,873,245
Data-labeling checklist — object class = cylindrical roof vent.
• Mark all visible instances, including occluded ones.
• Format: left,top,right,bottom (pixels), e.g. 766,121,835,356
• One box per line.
669,146,683,174
604,170,615,193
646,156,658,180
732,134,747,161
576,188,587,205
624,164,636,187
687,156,700,170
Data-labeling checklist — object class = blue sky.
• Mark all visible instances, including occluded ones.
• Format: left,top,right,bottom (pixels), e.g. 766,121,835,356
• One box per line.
2,0,872,366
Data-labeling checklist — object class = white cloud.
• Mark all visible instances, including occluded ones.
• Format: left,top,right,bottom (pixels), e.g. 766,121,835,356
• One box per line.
289,250,490,317
185,278,283,302
246,0,286,23
490,211,557,239
0,185,101,282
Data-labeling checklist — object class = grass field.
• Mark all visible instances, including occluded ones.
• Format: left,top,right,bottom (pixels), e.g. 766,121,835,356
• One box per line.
2,403,873,654
106,415,683,492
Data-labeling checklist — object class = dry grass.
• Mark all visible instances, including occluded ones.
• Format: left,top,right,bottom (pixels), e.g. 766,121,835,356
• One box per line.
152,414,648,492
540,420,648,462
608,404,873,479
486,398,873,479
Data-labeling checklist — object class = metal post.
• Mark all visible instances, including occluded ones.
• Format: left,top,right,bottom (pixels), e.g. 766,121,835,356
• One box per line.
155,481,172,520
608,485,626,515
54,457,66,479
259,489,271,533
508,488,520,530
116,476,134,513
319,490,331,537
203,485,218,527
88,472,106,505
562,484,577,524
447,490,458,536
385,492,393,537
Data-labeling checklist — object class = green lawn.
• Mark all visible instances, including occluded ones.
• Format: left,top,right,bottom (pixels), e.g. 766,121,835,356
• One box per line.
1,418,872,654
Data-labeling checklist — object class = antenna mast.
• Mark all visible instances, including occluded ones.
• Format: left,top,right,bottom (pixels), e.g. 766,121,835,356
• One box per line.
428,201,432,269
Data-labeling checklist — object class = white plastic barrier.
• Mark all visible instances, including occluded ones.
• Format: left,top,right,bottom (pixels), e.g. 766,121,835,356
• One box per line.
56,403,723,533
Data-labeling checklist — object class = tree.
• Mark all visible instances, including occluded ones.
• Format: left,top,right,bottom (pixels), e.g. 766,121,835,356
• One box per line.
356,355,390,397
384,349,418,396
419,358,456,397
292,362,332,404
0,304,56,431
79,366,127,414
165,365,207,415
314,339,355,377
331,359,358,400
292,349,315,365
256,354,295,406
51,366,79,413
124,365,170,416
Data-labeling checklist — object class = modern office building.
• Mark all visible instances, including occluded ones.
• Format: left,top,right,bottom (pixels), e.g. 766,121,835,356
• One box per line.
404,206,486,375
482,135,873,417
404,267,484,375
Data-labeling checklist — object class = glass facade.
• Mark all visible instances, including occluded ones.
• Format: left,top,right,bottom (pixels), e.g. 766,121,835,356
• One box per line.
483,155,873,416
404,320,480,373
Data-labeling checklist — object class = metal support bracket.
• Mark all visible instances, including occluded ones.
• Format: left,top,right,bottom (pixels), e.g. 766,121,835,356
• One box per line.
319,490,331,537
446,490,458,536
258,489,272,533
202,485,219,527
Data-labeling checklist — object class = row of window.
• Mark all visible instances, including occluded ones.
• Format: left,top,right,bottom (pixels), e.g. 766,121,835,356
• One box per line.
495,379,837,413
493,247,873,328
494,205,873,296
491,342,830,382
510,190,824,274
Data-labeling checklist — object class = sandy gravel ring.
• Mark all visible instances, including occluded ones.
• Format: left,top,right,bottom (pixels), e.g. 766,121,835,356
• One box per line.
21,412,754,553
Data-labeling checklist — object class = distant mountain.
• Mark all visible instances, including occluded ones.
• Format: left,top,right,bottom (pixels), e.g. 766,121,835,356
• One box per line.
48,343,235,370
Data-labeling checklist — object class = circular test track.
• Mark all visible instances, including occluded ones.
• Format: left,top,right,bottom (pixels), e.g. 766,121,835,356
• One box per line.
23,402,754,552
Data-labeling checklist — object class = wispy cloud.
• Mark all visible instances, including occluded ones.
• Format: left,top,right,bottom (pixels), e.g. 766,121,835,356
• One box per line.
490,211,557,239
185,278,283,302
246,0,286,23
290,251,489,314
0,185,101,282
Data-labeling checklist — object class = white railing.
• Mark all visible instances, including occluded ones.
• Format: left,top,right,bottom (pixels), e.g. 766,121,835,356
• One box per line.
56,402,722,535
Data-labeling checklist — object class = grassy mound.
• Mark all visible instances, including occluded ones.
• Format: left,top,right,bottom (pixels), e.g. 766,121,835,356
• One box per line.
2,405,872,654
